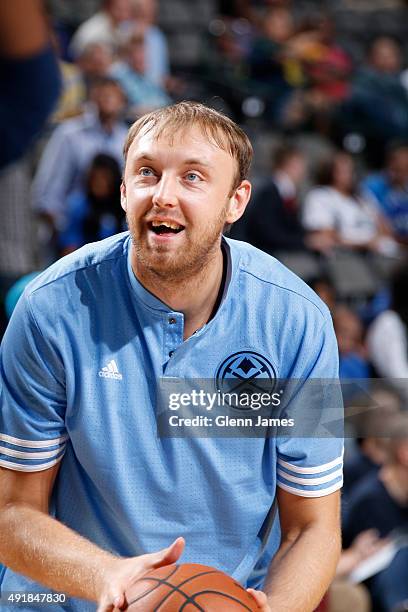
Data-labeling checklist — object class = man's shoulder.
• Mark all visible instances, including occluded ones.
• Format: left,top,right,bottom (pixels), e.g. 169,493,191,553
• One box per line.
227,238,330,322
25,232,129,300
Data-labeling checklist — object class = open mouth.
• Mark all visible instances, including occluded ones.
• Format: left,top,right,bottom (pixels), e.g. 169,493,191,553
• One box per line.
148,221,185,235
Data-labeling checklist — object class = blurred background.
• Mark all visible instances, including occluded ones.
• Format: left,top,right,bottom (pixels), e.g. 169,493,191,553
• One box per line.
1,1,408,611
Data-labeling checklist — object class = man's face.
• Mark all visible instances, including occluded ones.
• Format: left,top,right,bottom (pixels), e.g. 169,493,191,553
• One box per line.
93,84,125,120
122,124,250,280
128,41,145,74
106,0,131,23
371,38,401,74
388,149,408,187
79,43,113,78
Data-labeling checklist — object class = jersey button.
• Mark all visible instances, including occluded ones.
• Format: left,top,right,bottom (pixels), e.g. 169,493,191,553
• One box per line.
169,350,174,357
168,317,176,325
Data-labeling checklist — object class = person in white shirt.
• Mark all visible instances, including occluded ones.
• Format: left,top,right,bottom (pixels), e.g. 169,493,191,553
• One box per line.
302,151,398,256
32,77,128,229
69,0,131,59
367,263,408,380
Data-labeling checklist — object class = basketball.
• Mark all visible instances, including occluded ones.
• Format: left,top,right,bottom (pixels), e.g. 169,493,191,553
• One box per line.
125,563,260,611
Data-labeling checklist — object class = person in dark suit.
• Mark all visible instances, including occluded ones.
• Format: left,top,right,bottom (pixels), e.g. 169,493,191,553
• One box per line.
232,143,307,254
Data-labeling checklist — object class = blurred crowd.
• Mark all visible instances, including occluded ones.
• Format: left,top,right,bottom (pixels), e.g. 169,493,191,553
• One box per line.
1,1,408,611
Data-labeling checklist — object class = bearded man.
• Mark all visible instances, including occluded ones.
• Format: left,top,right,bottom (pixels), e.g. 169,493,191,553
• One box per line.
0,102,343,611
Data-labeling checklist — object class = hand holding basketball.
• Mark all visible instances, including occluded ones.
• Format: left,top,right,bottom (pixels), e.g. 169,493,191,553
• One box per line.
96,537,185,612
124,562,261,610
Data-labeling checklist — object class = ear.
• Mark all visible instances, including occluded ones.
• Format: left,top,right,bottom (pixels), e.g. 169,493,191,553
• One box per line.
225,180,252,224
120,182,127,212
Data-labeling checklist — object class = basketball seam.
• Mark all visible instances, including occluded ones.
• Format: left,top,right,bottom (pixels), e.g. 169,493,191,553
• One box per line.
132,577,205,611
127,565,180,607
181,589,256,611
153,570,221,611
127,567,254,612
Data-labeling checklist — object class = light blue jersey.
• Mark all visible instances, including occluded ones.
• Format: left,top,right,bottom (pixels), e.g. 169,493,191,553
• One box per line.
0,233,343,610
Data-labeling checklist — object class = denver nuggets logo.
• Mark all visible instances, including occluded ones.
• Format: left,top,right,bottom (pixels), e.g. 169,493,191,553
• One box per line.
216,351,276,397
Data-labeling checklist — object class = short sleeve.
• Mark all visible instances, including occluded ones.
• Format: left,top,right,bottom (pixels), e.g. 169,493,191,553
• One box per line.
276,316,344,497
302,188,336,231
0,290,67,472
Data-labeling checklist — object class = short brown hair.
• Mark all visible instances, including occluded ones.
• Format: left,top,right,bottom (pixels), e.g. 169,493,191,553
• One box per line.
123,101,253,190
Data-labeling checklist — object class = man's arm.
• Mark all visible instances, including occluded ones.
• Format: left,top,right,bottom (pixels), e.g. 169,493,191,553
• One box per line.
0,0,48,58
0,466,184,611
0,1,61,169
251,489,341,612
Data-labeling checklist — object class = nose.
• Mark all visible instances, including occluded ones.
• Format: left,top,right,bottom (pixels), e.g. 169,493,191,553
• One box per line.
152,173,179,208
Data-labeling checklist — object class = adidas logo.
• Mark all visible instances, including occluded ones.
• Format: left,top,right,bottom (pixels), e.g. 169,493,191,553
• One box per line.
98,359,123,380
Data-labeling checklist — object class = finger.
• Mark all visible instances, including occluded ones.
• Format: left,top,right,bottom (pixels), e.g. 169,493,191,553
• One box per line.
113,594,125,609
147,537,185,569
97,593,124,612
247,588,268,609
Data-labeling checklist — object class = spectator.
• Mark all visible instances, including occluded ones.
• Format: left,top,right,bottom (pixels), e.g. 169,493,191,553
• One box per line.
333,305,370,380
309,275,336,312
202,18,254,122
329,530,384,612
342,412,408,611
248,7,299,122
32,77,127,230
110,31,171,118
296,15,352,104
342,36,408,162
59,154,125,254
69,0,132,59
77,41,115,91
130,0,169,87
49,30,86,123
343,384,402,499
302,151,398,255
0,157,38,338
362,143,408,244
285,14,353,135
343,412,408,546
367,262,408,379
234,143,308,253
0,0,61,169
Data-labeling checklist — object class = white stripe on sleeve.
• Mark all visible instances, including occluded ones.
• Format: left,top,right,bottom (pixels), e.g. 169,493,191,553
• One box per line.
0,432,68,449
277,453,343,475
277,467,343,486
277,479,343,497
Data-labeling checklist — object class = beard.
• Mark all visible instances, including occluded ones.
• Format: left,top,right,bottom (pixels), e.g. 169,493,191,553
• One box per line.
127,205,228,283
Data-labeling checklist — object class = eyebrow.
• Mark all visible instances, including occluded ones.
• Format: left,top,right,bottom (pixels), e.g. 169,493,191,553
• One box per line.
182,158,213,168
133,154,213,168
134,153,155,162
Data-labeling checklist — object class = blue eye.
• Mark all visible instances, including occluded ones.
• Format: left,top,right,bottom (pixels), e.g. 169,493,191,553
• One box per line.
140,168,154,176
186,173,199,182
